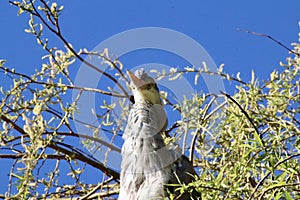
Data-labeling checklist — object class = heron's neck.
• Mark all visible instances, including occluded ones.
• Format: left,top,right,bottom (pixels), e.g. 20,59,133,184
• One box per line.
134,89,162,105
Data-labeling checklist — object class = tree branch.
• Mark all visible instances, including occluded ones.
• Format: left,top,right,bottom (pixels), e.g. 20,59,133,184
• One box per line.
248,153,300,200
238,28,300,56
221,91,265,148
0,114,120,180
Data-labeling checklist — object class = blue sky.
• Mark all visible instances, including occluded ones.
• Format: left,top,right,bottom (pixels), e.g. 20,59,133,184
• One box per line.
0,0,300,81
0,0,299,196
1,1,299,82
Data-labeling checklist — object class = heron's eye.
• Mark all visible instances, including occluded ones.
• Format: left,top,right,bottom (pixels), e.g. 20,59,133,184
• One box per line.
130,95,135,104
140,83,155,90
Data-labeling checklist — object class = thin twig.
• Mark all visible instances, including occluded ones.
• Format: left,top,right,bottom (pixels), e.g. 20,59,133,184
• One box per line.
7,158,18,197
165,121,180,137
157,69,247,85
221,91,265,148
0,153,65,160
0,114,120,180
0,67,125,98
189,100,227,162
189,127,200,164
238,28,300,56
81,51,130,84
48,142,120,180
248,153,300,200
44,159,60,197
258,182,300,200
79,177,114,200
10,0,130,100
86,189,120,199
5,131,121,153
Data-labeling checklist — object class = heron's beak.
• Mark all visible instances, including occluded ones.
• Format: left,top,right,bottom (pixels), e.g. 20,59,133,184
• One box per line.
127,70,146,88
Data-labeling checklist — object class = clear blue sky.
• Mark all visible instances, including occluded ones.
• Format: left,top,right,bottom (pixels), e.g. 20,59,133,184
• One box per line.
0,0,299,196
1,1,299,81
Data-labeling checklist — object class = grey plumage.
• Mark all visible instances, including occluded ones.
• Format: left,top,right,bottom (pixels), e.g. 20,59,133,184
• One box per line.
119,69,200,200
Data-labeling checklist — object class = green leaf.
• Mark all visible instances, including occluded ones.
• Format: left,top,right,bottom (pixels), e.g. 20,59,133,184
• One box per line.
0,59,6,67
253,130,264,147
33,103,42,115
215,164,227,184
250,70,255,85
17,8,24,15
284,191,293,200
265,182,286,191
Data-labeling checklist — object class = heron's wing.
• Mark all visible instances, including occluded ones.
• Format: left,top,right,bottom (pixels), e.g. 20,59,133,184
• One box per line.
168,155,201,200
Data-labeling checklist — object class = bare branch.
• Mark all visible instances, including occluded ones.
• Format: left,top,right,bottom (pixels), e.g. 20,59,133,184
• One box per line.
238,28,300,56
48,142,120,180
9,0,131,100
0,67,125,98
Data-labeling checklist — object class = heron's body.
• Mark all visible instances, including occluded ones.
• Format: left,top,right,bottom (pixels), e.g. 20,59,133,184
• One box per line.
119,69,200,200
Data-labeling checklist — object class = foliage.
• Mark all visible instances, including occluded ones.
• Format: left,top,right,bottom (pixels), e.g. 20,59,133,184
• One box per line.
0,1,299,199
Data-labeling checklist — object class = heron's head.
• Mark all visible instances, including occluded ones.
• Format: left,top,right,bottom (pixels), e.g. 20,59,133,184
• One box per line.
127,68,162,105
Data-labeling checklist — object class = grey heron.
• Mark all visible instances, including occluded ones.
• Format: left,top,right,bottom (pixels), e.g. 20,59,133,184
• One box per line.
119,68,200,200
